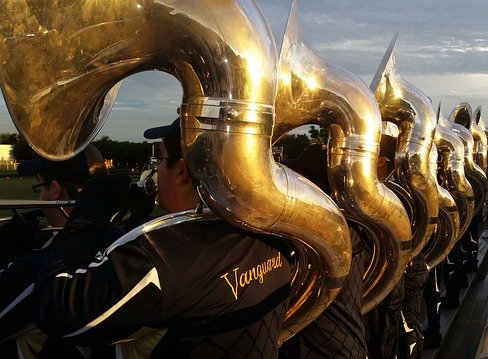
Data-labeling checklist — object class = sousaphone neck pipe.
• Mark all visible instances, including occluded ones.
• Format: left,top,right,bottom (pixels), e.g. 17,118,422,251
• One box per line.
272,2,412,313
434,125,474,238
371,33,439,260
0,0,352,343
448,103,488,215
423,143,460,269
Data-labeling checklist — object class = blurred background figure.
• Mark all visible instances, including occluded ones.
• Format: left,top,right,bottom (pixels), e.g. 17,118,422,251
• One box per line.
0,144,108,267
0,144,122,358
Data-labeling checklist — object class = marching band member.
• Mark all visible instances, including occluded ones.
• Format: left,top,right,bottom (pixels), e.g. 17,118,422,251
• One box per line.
32,118,293,358
279,143,368,359
0,145,117,357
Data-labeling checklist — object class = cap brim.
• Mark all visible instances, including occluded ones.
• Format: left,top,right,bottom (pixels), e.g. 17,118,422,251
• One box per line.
17,158,42,176
144,118,180,139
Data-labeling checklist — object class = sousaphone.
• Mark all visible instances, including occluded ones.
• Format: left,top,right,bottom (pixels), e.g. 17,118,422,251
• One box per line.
447,103,488,216
371,33,440,263
272,1,412,313
0,0,352,344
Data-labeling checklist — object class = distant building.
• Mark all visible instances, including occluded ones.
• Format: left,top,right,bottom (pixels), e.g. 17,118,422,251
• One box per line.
0,144,13,161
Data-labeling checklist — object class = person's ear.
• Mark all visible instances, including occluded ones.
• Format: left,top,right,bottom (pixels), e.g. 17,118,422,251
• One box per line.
49,180,68,200
174,158,190,184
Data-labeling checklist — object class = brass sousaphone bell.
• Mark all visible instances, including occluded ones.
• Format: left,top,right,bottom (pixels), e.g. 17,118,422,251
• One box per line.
448,103,488,217
471,106,488,174
0,0,352,344
272,1,412,313
437,107,475,239
371,34,440,264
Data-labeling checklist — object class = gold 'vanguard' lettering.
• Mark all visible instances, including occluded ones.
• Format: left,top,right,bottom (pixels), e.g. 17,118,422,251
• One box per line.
220,253,283,300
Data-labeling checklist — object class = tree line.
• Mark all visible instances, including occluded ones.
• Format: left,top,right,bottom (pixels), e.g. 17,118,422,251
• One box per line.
0,133,156,170
1,125,327,167
274,125,328,159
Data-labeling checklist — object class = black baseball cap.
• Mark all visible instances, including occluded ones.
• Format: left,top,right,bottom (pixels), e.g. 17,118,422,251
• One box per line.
143,118,180,140
17,144,105,184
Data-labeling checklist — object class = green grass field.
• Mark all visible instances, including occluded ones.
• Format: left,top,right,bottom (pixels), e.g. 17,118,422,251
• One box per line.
0,175,38,218
0,176,38,199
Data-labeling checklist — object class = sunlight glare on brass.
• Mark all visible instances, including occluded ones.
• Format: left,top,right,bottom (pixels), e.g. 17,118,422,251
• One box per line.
0,0,354,344
272,1,412,314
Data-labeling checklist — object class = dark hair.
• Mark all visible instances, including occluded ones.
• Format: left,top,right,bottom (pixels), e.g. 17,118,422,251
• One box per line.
41,161,109,199
162,130,182,168
19,144,107,198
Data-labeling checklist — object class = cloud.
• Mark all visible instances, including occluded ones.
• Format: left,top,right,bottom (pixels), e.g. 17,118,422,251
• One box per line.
1,0,488,142
256,0,488,79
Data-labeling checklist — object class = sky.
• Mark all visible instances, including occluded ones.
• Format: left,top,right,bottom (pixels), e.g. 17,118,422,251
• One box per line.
1,0,487,142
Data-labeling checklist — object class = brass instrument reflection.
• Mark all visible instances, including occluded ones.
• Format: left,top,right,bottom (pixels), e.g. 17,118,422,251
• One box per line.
448,103,488,216
272,2,412,313
435,120,475,239
422,143,460,269
471,106,488,174
0,0,352,343
371,34,439,262
475,105,488,177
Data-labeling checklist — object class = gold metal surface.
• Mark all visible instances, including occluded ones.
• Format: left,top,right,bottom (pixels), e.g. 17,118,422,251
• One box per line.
371,34,439,260
475,105,488,177
271,2,412,314
434,124,474,238
477,105,487,131
471,106,488,174
448,103,488,215
0,0,352,343
422,143,460,269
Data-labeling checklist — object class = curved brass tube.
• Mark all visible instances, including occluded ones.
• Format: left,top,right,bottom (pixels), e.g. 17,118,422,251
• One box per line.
371,33,439,260
453,124,487,216
475,105,488,176
476,105,487,130
471,108,488,174
271,3,412,314
448,103,488,215
422,143,459,269
434,125,474,238
0,0,352,343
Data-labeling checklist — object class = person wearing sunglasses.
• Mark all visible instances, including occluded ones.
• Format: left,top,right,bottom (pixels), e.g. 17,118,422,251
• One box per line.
0,144,125,358
0,144,107,267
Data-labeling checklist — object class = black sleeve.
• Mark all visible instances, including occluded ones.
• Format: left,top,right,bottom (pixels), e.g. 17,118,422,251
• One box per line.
0,210,44,267
0,248,46,342
34,218,164,344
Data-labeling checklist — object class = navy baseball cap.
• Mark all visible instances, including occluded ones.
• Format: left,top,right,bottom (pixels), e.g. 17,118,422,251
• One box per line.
143,118,180,140
17,144,105,184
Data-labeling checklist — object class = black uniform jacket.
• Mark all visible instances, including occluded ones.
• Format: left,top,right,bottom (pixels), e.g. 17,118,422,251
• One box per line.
33,215,292,358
